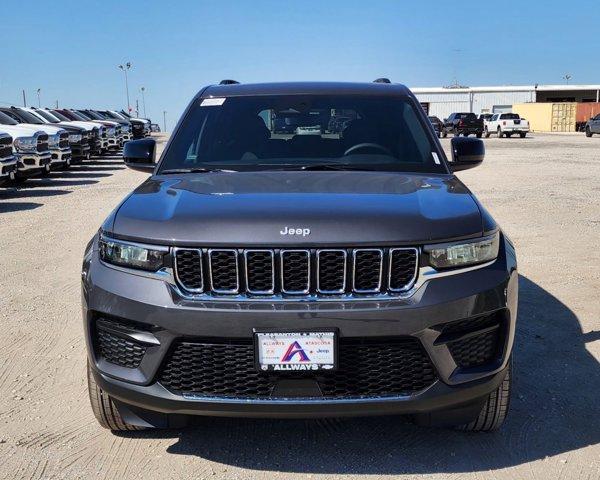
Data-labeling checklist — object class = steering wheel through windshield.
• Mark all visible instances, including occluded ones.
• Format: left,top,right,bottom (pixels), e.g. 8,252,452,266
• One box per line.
343,142,392,157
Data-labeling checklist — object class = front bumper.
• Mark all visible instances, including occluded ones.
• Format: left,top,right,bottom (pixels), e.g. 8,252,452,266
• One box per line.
0,155,17,182
50,147,72,168
83,234,518,421
15,151,51,174
72,143,91,159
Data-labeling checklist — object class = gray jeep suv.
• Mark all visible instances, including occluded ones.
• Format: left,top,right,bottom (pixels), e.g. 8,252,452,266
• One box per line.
82,81,518,432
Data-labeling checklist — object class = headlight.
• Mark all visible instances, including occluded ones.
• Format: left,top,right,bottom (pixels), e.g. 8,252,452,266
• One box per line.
99,236,167,271
426,232,500,269
69,134,82,143
48,133,61,148
13,136,37,152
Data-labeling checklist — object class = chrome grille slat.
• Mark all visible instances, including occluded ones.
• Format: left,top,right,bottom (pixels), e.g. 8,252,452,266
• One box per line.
174,248,204,293
352,249,383,293
208,249,240,294
280,250,310,294
173,247,418,298
317,249,347,294
244,250,275,294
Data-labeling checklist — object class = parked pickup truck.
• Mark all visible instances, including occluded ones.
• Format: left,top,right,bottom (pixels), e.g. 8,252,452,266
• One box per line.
0,115,51,181
0,109,69,173
441,113,483,138
0,132,18,185
484,113,529,138
585,114,600,137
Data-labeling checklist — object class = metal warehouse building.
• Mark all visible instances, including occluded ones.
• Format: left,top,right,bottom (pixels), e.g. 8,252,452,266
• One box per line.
411,84,600,120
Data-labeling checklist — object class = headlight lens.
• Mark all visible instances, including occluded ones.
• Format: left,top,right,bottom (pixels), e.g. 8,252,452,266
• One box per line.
69,134,82,143
99,236,166,271
426,232,500,269
13,136,37,152
48,133,61,148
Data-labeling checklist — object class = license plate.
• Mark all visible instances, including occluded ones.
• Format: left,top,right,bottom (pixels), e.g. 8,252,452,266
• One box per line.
255,331,336,372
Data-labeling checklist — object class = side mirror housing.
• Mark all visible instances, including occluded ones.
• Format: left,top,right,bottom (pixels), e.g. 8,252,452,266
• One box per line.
123,138,156,172
449,137,484,171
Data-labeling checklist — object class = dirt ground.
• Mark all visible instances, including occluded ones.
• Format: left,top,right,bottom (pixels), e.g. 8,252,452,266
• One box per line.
0,133,598,480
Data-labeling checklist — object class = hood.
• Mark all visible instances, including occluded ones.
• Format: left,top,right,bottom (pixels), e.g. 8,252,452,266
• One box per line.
110,171,485,246
58,121,93,131
16,123,64,135
0,124,47,137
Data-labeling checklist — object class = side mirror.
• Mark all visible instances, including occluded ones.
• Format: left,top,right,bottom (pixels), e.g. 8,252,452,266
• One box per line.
123,138,156,172
449,137,484,171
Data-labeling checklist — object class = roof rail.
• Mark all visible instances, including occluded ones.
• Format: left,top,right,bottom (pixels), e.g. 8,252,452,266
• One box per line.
219,79,240,85
373,78,391,84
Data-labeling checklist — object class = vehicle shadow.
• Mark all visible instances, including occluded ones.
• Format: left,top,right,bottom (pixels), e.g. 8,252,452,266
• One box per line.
13,179,99,188
0,188,71,200
122,275,599,474
48,172,113,179
0,201,43,213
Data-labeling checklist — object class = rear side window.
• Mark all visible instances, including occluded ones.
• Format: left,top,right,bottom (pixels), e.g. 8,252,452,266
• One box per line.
160,94,445,174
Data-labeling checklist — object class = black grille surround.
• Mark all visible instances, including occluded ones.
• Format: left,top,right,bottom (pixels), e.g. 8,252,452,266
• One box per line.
94,318,147,369
435,311,507,369
158,337,436,399
58,133,69,149
174,247,418,298
36,134,49,153
0,134,12,160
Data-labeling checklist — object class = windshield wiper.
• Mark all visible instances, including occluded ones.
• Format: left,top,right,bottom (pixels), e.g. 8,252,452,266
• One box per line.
159,167,237,174
272,163,378,172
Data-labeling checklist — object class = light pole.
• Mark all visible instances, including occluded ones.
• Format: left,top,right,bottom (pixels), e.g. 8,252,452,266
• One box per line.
163,110,167,132
140,87,146,118
118,62,132,112
563,74,572,85
36,88,41,108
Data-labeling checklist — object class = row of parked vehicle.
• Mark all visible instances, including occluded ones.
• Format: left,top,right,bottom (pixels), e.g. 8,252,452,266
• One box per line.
0,107,152,186
428,113,530,139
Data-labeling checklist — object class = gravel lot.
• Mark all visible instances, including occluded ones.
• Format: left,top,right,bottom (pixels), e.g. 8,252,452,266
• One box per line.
0,133,598,480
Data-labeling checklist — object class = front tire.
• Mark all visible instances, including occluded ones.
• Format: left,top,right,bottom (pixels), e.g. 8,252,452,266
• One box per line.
441,129,447,138
484,127,491,138
497,127,504,138
586,127,593,137
87,362,144,431
459,360,512,432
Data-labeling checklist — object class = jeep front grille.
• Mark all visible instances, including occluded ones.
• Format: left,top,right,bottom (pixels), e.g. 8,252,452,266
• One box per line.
174,247,418,298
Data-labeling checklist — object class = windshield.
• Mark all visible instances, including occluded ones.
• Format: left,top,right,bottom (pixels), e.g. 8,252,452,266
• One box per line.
50,110,71,122
15,110,43,124
0,111,18,125
81,110,102,120
36,109,60,123
70,111,92,121
159,95,445,174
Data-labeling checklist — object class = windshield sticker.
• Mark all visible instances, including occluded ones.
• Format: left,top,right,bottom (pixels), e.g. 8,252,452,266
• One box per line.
201,98,226,107
432,152,441,164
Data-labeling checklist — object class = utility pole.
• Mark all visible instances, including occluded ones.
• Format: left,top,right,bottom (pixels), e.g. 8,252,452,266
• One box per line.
22,89,27,107
135,99,139,117
118,62,132,112
140,87,146,118
36,88,41,107
163,110,167,132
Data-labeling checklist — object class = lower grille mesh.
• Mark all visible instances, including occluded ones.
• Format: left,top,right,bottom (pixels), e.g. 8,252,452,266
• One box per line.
158,338,436,399
95,328,146,369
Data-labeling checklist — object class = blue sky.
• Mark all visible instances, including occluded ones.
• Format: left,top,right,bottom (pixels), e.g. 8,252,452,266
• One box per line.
1,0,598,128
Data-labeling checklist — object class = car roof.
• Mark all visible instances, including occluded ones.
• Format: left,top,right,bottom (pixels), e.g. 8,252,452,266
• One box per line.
200,81,412,98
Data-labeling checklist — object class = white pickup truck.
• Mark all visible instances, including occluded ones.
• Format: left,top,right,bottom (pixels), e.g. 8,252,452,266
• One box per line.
484,113,530,138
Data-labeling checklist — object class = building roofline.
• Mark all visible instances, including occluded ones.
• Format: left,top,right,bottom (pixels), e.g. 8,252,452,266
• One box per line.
410,84,600,94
